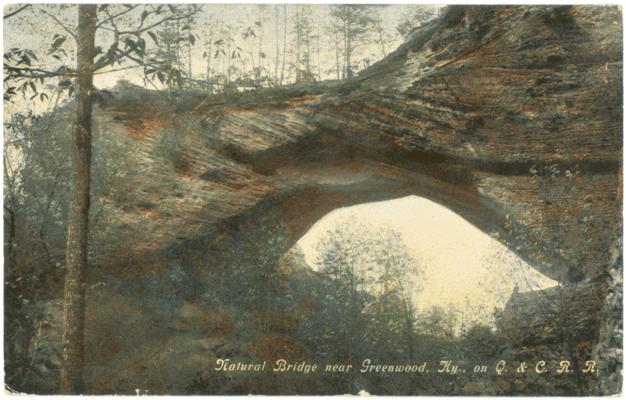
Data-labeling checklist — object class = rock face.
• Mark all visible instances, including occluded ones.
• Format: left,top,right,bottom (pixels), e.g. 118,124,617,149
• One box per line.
499,282,606,347
83,5,621,283
11,5,623,395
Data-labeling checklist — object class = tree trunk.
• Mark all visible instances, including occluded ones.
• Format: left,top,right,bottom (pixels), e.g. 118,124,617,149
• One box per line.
226,39,231,85
60,4,96,394
316,22,321,81
274,6,280,83
295,7,301,82
376,23,387,58
205,16,214,94
257,33,263,86
345,23,352,79
175,18,181,76
187,16,193,81
334,30,341,80
279,5,287,85
4,206,16,272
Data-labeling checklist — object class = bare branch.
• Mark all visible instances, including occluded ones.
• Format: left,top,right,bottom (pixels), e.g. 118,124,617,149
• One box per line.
96,5,139,29
4,65,75,79
93,45,136,71
3,4,30,19
93,63,144,75
98,6,199,36
39,7,77,38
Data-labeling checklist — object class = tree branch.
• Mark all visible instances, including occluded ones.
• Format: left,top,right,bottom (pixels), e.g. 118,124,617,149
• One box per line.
3,5,30,19
96,5,139,29
98,7,199,36
4,65,75,79
93,7,199,72
93,46,135,71
39,7,77,38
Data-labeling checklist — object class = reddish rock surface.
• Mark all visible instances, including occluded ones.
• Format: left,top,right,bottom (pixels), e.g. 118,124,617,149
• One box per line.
84,5,622,283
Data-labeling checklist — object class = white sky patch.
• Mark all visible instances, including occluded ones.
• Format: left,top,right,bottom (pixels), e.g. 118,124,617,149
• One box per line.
298,195,557,327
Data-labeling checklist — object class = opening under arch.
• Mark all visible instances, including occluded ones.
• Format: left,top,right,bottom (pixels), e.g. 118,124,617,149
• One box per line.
296,195,558,329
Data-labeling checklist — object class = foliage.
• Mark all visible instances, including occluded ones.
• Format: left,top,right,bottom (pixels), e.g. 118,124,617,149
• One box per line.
329,5,378,79
4,4,438,100
298,219,421,362
3,105,131,392
396,6,440,37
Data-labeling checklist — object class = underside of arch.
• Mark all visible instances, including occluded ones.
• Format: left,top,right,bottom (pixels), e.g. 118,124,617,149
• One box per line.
77,5,622,284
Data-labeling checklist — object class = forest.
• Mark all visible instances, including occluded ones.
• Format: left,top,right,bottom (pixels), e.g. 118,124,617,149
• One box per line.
4,4,440,98
3,3,622,396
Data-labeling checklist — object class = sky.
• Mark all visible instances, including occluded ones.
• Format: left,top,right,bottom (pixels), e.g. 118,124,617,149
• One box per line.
298,195,558,328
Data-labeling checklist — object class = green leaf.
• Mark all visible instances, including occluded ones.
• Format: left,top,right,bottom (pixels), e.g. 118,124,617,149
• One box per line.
147,31,159,44
136,38,146,54
141,10,148,23
51,36,66,51
124,37,136,49
188,34,195,45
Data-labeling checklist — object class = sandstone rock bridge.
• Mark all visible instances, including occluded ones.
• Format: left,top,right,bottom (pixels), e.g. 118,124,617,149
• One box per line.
93,5,621,284
24,5,623,394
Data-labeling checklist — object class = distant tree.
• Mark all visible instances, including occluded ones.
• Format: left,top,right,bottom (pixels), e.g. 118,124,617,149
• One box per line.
280,5,288,85
292,5,315,84
396,6,439,37
368,228,420,359
370,7,398,59
462,323,502,360
329,5,376,79
254,6,269,86
147,7,198,89
311,218,422,361
202,15,217,93
417,305,457,339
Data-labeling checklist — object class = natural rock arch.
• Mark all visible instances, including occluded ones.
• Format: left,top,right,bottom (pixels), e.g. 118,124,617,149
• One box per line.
87,5,621,283
15,5,622,394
